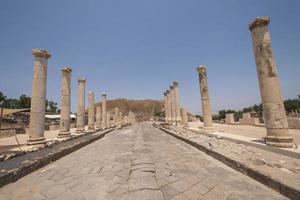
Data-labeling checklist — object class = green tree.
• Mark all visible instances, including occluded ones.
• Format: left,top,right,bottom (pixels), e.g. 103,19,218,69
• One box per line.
0,91,6,105
47,101,58,113
19,94,31,108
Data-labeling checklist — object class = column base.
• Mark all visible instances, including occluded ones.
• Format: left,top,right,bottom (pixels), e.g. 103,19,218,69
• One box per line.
265,135,293,148
57,131,71,138
86,128,96,133
203,126,214,131
27,137,46,146
76,128,85,133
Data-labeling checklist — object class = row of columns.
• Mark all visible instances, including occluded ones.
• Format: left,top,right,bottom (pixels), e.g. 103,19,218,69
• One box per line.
193,16,293,147
164,81,187,125
27,49,127,145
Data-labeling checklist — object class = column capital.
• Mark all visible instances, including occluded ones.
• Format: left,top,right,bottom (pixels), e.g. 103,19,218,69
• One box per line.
173,81,178,87
166,89,170,94
78,77,87,83
32,48,51,59
164,92,167,96
249,16,270,31
61,67,72,73
197,64,206,73
102,92,107,96
169,85,174,90
88,91,94,95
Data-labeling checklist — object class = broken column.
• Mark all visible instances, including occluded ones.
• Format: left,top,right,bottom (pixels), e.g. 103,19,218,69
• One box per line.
27,49,51,145
101,93,107,128
225,113,235,125
58,67,72,138
181,108,188,125
249,16,293,147
76,78,87,133
87,91,95,132
173,81,182,123
197,65,213,130
114,107,119,125
96,105,102,129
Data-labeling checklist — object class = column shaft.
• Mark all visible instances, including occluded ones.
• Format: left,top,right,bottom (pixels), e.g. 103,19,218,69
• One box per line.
87,91,95,132
249,16,293,147
101,93,107,128
76,78,86,132
197,65,213,130
169,86,176,123
96,106,102,129
173,81,182,123
181,108,188,125
28,49,51,145
58,67,72,137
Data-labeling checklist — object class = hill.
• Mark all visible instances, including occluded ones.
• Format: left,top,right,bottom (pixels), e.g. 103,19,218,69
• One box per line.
94,98,164,118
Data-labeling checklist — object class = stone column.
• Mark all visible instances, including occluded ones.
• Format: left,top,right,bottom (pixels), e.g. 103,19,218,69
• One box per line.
197,65,213,130
166,90,171,123
106,112,110,127
27,49,51,145
181,108,188,125
249,16,293,147
119,112,123,124
173,81,182,123
76,78,87,133
87,91,95,132
96,106,102,129
169,85,176,123
163,92,168,123
58,67,72,138
114,107,119,125
101,93,107,128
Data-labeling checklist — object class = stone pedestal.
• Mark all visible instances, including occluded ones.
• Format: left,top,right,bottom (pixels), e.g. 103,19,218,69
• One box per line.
197,65,213,130
249,16,293,147
181,108,188,125
173,81,182,123
101,93,107,128
76,78,87,133
58,67,72,138
96,106,102,129
87,91,95,133
225,113,235,125
27,49,51,145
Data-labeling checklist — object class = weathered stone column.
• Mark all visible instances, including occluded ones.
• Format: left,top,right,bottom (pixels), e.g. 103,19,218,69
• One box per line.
87,91,95,132
173,81,182,123
106,112,110,127
181,108,188,125
119,112,123,124
101,93,107,128
76,78,87,133
96,106,102,129
166,90,171,123
249,16,293,147
114,107,119,125
169,85,176,123
197,65,213,130
58,67,72,138
164,92,168,123
27,49,51,145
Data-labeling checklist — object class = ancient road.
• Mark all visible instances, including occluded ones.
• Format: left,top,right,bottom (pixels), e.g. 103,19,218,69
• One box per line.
0,123,287,200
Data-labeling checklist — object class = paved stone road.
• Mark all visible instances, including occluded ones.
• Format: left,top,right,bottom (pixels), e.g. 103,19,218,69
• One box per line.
0,123,288,200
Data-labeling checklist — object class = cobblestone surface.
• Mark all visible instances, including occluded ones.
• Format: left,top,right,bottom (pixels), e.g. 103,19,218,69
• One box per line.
0,123,287,199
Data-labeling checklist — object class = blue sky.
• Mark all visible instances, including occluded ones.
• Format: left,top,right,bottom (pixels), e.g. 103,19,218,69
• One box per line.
1,0,299,114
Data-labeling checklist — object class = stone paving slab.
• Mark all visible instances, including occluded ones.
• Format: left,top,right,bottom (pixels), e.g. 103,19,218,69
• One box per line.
0,128,114,188
158,124,300,200
0,123,288,200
